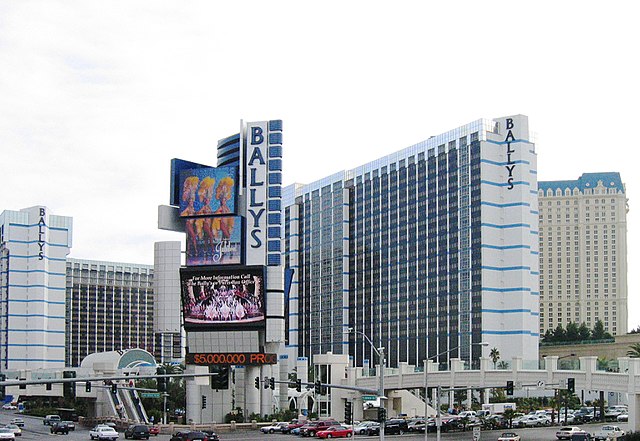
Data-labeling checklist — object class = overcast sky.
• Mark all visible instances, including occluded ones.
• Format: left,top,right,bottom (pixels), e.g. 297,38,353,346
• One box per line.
1,1,639,329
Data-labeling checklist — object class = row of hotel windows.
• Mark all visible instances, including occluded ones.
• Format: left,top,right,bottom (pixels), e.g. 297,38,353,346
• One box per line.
539,188,620,197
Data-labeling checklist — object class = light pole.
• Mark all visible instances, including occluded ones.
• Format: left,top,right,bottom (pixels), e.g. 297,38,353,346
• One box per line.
542,353,575,424
347,327,385,441
424,342,489,441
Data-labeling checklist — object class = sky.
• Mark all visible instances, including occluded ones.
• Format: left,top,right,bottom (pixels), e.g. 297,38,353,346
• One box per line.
1,2,639,327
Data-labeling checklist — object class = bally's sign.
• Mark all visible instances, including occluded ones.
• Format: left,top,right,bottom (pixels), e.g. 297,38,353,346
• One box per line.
504,118,516,190
245,122,268,265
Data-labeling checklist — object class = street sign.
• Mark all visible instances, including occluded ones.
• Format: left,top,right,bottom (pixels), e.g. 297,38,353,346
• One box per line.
558,379,566,388
473,426,481,441
362,395,377,401
140,392,161,398
537,380,545,388
515,381,523,390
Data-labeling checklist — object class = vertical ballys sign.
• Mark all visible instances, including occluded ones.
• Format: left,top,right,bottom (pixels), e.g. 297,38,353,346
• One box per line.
245,122,268,265
505,118,516,190
37,207,46,260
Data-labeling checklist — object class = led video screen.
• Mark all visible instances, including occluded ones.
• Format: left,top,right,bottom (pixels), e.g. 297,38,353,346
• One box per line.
179,166,237,217
185,216,243,266
180,266,265,330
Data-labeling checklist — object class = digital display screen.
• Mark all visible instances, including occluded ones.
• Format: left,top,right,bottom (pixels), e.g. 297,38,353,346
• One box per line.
186,352,278,366
185,216,242,266
179,166,237,217
179,266,265,330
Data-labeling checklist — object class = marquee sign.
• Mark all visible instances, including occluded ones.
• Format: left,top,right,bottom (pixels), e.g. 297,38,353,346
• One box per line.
186,352,278,366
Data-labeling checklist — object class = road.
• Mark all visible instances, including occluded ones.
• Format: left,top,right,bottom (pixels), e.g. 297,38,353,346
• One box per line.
0,411,630,441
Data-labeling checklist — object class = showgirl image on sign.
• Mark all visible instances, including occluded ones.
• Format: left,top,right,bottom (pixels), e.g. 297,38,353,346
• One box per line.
185,216,242,266
180,267,265,329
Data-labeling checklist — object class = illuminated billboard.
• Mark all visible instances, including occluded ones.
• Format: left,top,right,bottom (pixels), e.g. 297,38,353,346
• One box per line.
180,266,265,330
186,216,243,266
179,166,237,217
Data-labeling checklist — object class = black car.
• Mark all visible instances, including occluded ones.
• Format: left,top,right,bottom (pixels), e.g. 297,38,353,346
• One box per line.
170,431,214,441
51,421,71,435
367,419,409,436
125,424,151,440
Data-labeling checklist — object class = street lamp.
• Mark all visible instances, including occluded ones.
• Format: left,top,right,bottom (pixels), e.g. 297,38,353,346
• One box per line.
542,353,576,424
347,327,385,441
424,342,489,441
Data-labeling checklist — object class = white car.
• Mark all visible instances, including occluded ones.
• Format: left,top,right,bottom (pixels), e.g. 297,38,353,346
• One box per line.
261,422,289,434
616,414,628,422
90,425,119,440
594,425,625,440
0,428,14,440
1,404,16,410
557,427,585,440
3,425,20,436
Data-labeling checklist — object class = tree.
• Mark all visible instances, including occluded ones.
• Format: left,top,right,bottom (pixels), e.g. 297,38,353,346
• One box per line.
497,361,509,370
543,329,554,343
490,347,501,368
578,323,591,341
565,322,579,341
592,320,612,340
503,409,516,428
552,324,566,342
629,325,640,334
627,343,640,358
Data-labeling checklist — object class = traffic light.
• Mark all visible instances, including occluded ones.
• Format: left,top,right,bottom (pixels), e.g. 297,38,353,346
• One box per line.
377,407,386,423
111,383,118,395
568,377,575,393
344,401,352,424
254,377,260,389
0,374,5,400
210,365,230,390
314,380,321,394
157,367,166,392
63,371,76,399
296,379,302,392
506,380,514,396
85,382,92,393
269,377,275,390
202,395,207,409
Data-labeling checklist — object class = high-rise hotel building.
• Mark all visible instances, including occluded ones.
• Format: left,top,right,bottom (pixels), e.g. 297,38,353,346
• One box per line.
284,115,539,367
538,173,628,336
0,206,72,370
65,258,155,366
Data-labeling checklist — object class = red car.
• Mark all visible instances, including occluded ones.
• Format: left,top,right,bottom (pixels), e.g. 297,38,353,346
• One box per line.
316,426,353,439
149,426,160,436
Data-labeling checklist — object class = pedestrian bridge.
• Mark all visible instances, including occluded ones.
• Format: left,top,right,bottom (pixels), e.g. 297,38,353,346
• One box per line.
348,356,640,430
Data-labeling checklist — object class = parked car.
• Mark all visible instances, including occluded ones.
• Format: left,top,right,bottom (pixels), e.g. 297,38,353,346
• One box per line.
3,425,20,437
125,424,150,440
1,404,17,410
282,420,304,434
594,425,625,440
367,419,408,436
498,432,521,441
570,432,592,441
169,431,212,441
62,421,75,431
616,414,628,422
557,427,585,440
353,422,378,435
407,419,425,433
51,422,71,435
90,425,120,440
605,407,628,421
316,426,353,439
149,426,160,436
301,421,340,437
0,428,15,440
44,415,62,426
261,422,290,434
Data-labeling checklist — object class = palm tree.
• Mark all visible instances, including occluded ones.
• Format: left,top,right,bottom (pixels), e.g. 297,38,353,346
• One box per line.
627,343,640,358
490,347,501,368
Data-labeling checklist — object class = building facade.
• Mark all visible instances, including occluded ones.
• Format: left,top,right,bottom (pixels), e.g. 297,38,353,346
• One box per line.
284,115,540,368
538,173,628,336
0,206,72,370
65,258,155,367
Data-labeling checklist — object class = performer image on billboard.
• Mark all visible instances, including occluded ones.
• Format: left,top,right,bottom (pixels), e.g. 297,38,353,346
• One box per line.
182,273,264,325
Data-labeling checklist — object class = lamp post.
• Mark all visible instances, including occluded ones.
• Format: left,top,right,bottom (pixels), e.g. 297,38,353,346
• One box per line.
543,353,575,424
425,342,489,441
347,328,385,441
